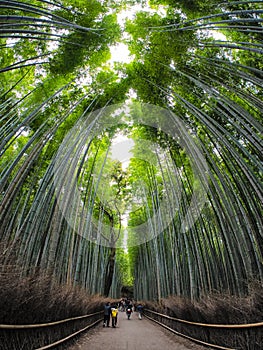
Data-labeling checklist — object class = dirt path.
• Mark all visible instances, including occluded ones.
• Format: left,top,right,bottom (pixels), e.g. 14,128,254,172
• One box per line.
68,311,210,350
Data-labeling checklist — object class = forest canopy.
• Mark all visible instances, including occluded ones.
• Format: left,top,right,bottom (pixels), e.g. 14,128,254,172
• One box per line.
0,0,262,300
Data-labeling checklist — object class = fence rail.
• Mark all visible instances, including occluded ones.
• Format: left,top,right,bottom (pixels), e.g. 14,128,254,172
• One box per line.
144,309,263,350
0,311,103,349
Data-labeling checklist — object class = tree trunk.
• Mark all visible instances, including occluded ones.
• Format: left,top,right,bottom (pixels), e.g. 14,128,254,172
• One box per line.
104,245,116,297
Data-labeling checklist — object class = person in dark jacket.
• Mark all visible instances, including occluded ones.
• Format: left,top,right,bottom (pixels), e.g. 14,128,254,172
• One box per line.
136,303,143,319
126,304,133,319
103,302,111,327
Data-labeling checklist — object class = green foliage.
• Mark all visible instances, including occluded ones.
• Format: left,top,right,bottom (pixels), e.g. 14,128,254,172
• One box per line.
116,249,134,286
0,0,262,302
49,12,121,75
149,0,218,16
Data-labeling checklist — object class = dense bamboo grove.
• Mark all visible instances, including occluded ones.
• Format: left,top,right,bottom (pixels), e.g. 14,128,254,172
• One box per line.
0,0,262,301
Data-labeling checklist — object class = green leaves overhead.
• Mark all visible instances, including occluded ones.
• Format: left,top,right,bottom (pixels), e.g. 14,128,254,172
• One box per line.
0,0,262,300
49,13,121,75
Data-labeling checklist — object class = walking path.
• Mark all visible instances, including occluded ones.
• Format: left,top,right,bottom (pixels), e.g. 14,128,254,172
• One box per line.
68,311,209,350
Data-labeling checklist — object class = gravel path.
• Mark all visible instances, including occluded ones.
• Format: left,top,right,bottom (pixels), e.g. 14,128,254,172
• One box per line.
67,311,210,350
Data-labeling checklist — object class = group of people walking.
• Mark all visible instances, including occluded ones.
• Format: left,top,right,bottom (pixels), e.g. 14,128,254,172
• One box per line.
103,299,144,328
103,302,118,328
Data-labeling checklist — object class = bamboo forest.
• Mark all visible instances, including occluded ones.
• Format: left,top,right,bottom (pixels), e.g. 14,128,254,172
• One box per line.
0,0,263,348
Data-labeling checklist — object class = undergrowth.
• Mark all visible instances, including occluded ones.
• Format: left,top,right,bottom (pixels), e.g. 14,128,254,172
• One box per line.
144,282,263,350
0,266,108,325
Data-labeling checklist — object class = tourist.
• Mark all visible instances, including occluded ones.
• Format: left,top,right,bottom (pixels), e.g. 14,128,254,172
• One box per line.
103,302,111,327
111,303,118,328
126,303,133,319
136,303,143,319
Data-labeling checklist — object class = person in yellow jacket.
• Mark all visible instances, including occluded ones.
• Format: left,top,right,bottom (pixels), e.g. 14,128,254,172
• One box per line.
111,304,118,328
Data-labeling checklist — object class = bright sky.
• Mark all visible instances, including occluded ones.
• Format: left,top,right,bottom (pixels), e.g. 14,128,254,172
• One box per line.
110,43,133,64
108,2,168,65
110,133,135,170
108,5,142,65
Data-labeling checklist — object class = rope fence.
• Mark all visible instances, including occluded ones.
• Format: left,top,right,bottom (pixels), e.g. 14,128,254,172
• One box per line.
0,311,103,349
1,307,262,349
144,309,263,350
